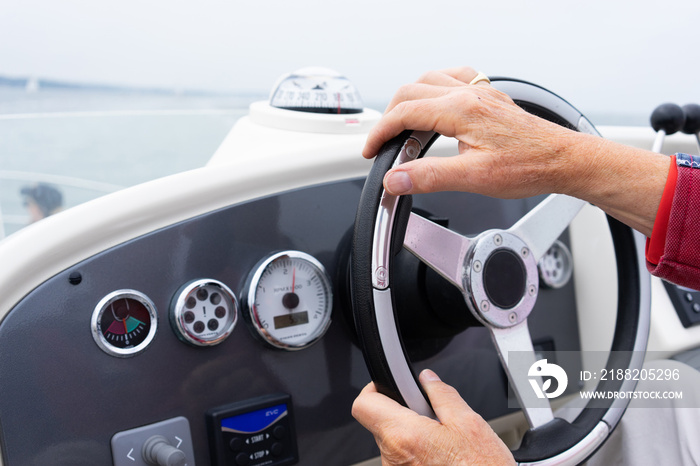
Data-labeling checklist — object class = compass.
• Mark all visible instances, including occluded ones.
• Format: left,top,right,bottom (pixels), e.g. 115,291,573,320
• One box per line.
270,67,363,114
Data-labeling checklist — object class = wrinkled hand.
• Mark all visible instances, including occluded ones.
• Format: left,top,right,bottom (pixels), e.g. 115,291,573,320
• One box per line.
352,369,515,465
363,66,670,236
363,67,585,200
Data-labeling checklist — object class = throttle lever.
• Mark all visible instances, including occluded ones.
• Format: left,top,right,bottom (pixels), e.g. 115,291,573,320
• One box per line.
650,103,685,153
681,103,700,153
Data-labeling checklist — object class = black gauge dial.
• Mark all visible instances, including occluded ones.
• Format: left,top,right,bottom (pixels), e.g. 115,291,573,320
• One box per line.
91,290,158,357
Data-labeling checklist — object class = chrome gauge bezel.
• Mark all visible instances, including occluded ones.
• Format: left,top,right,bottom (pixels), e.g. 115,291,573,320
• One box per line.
244,251,333,351
170,279,239,347
91,289,158,358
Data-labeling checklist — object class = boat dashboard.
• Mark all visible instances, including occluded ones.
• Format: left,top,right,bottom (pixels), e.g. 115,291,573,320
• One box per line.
1,75,700,466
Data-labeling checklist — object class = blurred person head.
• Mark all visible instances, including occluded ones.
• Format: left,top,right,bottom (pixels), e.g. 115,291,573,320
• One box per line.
21,183,63,223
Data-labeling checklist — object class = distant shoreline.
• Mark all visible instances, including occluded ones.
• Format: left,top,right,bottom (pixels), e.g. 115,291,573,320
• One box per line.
0,75,263,98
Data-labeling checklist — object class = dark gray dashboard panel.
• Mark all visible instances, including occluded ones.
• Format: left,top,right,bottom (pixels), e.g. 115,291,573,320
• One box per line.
0,179,581,465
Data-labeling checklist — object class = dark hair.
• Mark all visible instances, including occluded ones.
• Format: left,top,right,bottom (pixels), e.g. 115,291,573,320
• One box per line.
21,183,63,217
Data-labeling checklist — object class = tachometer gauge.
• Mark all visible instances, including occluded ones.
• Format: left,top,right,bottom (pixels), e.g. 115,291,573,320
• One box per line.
243,251,333,350
170,279,239,347
91,290,158,358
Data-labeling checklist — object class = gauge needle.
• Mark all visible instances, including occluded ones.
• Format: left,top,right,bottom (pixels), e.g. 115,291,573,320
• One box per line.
123,299,130,333
281,267,298,312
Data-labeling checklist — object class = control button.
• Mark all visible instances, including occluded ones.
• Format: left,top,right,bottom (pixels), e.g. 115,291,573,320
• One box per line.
403,139,421,160
272,425,286,440
685,292,694,302
271,442,284,457
230,437,244,451
693,303,700,313
208,394,298,466
235,452,250,465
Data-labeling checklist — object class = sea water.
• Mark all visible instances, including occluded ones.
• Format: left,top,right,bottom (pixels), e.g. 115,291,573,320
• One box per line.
0,86,258,235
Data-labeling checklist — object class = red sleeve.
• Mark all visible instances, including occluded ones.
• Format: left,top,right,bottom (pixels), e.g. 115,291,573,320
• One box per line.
646,155,678,265
646,154,700,290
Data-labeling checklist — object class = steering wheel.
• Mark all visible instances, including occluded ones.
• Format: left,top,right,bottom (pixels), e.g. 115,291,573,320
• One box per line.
351,78,651,465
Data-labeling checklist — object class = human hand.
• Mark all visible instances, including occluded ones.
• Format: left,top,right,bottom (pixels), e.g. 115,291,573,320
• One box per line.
363,66,671,236
363,67,584,200
352,369,515,465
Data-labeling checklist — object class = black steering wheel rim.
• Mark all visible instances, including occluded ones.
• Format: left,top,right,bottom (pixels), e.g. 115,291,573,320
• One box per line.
351,78,651,464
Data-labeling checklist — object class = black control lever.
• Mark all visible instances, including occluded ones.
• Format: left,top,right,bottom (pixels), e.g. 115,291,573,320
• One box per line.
650,103,685,153
682,103,700,153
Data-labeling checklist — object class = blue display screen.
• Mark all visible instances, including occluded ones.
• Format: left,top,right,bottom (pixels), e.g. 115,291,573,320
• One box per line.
220,403,288,434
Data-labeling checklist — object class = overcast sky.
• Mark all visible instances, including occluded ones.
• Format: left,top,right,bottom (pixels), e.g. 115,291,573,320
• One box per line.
2,0,700,118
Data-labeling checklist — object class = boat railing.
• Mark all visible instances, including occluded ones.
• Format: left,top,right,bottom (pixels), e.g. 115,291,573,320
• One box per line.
0,170,123,239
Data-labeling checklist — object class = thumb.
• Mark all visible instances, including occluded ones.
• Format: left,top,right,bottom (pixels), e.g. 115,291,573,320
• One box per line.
383,154,489,196
419,369,476,425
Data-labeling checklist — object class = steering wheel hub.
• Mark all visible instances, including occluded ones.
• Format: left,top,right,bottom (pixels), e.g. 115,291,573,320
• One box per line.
466,230,538,328
484,250,525,308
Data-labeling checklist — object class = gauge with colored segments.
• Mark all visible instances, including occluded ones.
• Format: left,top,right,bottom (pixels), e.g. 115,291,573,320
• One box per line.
91,290,158,358
170,279,239,347
243,251,333,350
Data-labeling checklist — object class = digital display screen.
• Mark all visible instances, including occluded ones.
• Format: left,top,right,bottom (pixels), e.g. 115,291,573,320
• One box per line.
274,311,309,329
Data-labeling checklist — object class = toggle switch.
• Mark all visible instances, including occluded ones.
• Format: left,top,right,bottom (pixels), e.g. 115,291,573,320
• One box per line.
111,416,195,466
143,435,187,466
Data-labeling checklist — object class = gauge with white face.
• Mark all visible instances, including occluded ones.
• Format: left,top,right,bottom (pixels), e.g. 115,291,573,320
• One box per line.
244,251,333,350
170,279,239,347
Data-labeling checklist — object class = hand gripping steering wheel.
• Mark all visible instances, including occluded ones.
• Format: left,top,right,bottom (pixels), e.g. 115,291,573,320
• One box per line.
351,78,651,465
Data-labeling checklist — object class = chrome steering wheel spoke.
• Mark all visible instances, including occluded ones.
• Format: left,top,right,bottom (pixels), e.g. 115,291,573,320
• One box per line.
508,194,585,262
403,212,472,292
490,322,555,429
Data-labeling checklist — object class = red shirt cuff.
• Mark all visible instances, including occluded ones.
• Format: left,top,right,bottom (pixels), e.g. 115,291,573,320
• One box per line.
646,155,678,265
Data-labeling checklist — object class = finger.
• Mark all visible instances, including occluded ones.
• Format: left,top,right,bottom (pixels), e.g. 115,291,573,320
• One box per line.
437,67,491,88
363,84,509,160
416,69,471,87
352,382,419,435
363,98,443,159
384,82,455,116
436,66,481,85
384,69,483,114
418,369,476,425
364,94,479,159
382,153,494,196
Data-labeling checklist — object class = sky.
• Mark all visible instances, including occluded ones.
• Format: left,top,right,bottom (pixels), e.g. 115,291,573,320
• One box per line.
2,0,700,120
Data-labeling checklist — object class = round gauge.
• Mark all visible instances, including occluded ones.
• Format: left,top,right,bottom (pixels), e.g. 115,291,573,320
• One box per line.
91,290,158,358
170,279,239,347
270,67,363,114
244,251,333,350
